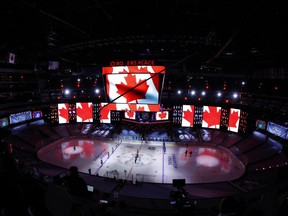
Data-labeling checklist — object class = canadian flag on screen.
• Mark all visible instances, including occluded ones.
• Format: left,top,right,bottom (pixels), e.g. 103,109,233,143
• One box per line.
202,106,221,129
124,111,136,120
99,103,112,124
116,103,134,111
102,66,165,75
114,103,160,112
228,108,240,132
106,73,159,104
7,53,16,64
136,104,160,112
58,103,69,124
76,102,93,122
156,111,169,121
181,105,195,127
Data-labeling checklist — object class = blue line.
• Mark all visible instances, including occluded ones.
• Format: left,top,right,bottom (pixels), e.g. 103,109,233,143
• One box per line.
162,144,165,183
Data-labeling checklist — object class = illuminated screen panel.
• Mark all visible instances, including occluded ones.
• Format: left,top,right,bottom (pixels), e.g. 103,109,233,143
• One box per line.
136,112,155,122
68,103,76,123
47,105,58,124
202,106,221,129
106,73,159,104
99,103,116,124
193,106,203,125
33,111,43,119
256,120,266,130
93,103,100,122
103,66,165,104
0,117,9,128
124,111,136,120
228,108,240,132
9,111,32,124
155,111,169,121
102,66,165,75
267,121,288,139
181,105,195,127
134,104,160,112
238,111,248,133
113,103,160,112
99,102,161,123
220,108,229,128
58,103,69,124
76,102,93,122
172,105,182,124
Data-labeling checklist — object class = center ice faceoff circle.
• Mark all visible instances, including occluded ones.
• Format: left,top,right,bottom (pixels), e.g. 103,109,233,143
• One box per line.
63,146,84,155
119,152,153,166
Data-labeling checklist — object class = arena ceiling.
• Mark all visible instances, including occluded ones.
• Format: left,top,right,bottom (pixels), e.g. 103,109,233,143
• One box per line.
1,0,288,74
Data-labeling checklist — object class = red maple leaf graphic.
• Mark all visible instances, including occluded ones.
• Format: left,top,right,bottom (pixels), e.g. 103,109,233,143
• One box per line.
77,103,92,122
229,110,240,128
136,106,146,112
119,67,159,91
116,74,149,103
128,104,136,111
158,111,167,119
100,104,116,120
100,104,110,120
203,106,221,127
126,110,135,118
59,104,69,122
183,109,194,126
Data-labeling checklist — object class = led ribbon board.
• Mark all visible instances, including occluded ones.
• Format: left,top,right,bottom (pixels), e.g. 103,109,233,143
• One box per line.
99,103,161,123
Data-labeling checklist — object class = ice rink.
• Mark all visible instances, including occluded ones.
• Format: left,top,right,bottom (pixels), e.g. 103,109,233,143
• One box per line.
37,137,245,184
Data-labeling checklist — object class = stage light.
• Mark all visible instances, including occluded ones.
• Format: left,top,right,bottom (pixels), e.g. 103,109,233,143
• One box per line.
64,89,70,95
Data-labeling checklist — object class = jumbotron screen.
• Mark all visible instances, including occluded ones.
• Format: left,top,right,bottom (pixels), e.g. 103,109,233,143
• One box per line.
99,103,161,123
0,117,9,128
267,121,288,140
202,106,221,129
102,66,165,104
9,111,32,124
58,103,69,124
181,105,195,127
76,102,93,122
227,108,241,133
